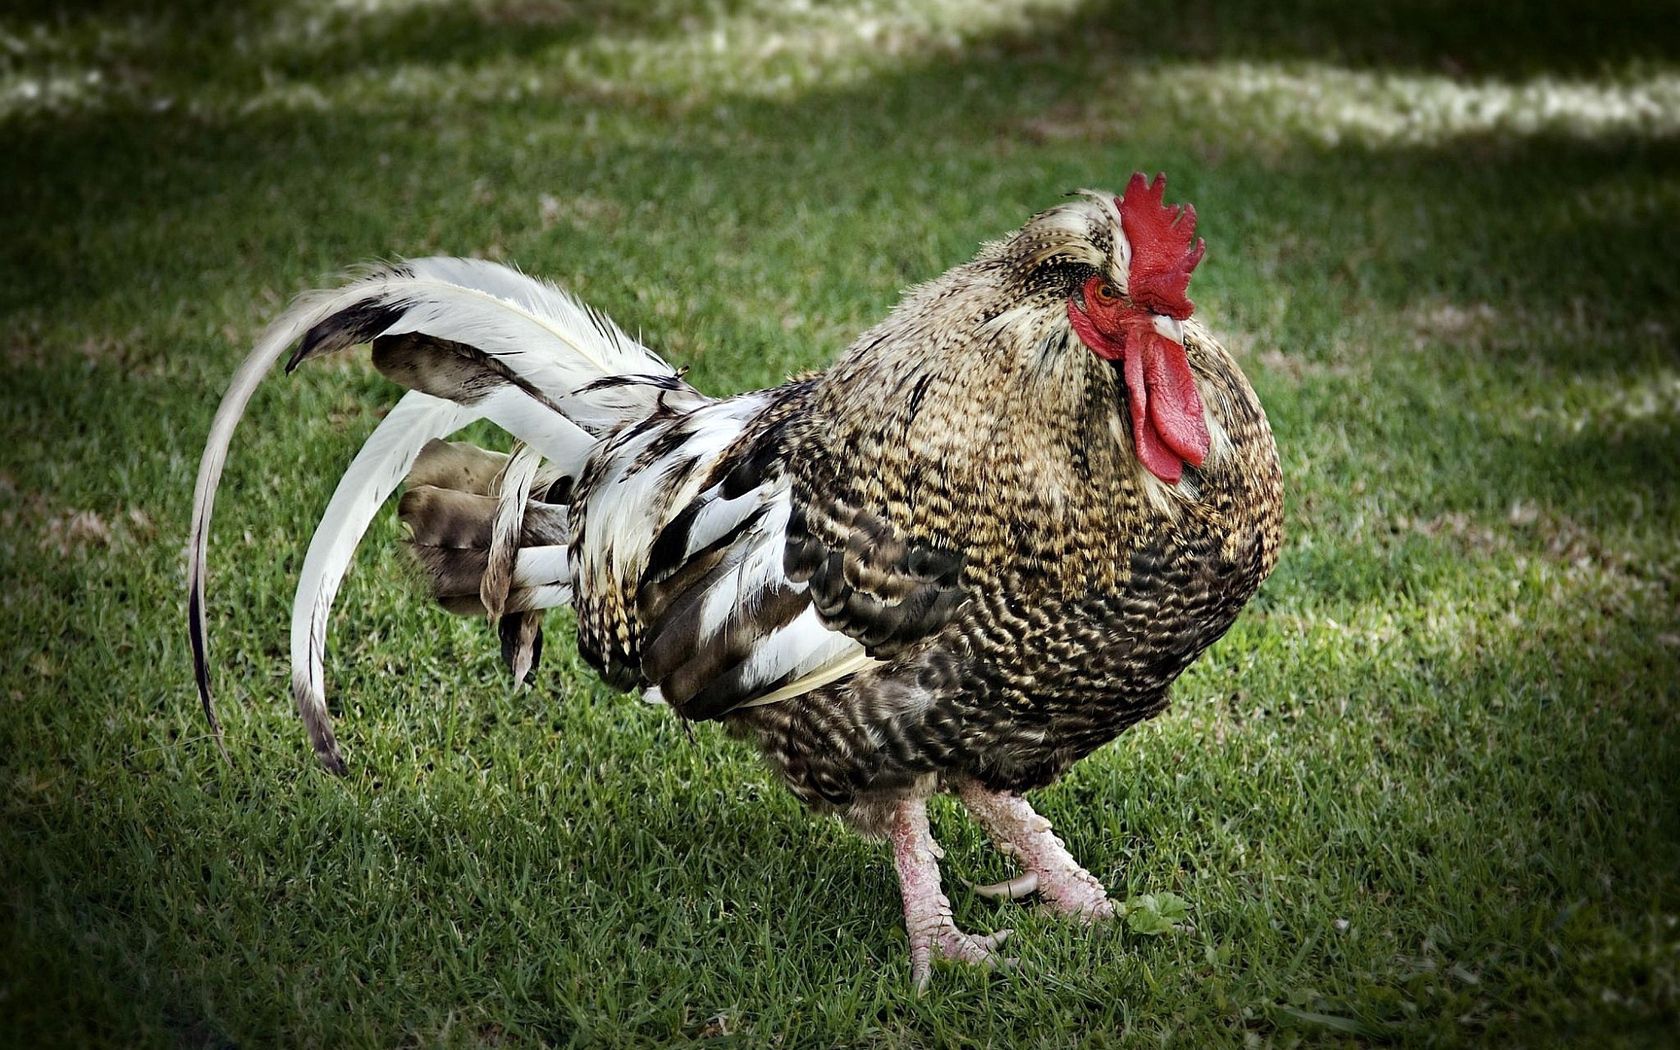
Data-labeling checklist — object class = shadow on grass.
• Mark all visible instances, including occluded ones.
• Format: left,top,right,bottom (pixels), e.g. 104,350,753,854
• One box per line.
1079,0,1680,75
4,0,1674,736
6,0,1678,328
6,562,1675,1043
2,1,1677,1039
5,0,1672,611
16,0,1680,84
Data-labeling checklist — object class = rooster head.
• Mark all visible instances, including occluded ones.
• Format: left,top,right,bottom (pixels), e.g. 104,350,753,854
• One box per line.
1060,172,1210,483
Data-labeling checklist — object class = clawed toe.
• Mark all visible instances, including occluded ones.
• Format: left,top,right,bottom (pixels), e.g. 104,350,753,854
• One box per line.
967,871,1039,901
910,923,1018,992
891,791,1117,992
957,782,1120,923
892,799,1027,992
966,868,1116,919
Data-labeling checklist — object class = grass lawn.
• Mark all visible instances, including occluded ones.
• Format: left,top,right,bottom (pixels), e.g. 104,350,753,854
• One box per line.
3,0,1678,1044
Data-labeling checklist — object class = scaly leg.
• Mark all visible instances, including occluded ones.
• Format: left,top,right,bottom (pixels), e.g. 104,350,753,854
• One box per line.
956,781,1116,921
889,798,1014,992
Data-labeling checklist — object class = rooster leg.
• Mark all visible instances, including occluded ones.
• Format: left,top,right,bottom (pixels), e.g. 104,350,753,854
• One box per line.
889,798,1015,992
956,781,1116,921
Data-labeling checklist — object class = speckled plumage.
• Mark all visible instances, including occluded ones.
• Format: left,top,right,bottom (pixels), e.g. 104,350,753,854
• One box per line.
191,183,1282,987
552,194,1283,831
732,307,1280,832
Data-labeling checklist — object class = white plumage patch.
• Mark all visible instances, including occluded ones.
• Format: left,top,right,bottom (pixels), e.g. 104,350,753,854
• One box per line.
574,393,872,715
695,497,792,635
740,606,875,701
510,545,572,589
289,390,478,761
573,393,770,595
682,486,765,559
191,256,696,768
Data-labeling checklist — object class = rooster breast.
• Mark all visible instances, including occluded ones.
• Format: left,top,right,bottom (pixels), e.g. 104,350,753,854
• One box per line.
564,313,1280,833
728,321,1284,832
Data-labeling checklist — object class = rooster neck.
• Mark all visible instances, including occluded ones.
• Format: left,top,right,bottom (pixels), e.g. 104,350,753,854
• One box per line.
800,310,1280,597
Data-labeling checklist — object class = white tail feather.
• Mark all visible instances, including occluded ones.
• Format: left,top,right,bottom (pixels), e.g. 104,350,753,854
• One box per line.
188,275,422,757
190,257,699,770
481,442,546,620
383,258,668,386
290,390,477,772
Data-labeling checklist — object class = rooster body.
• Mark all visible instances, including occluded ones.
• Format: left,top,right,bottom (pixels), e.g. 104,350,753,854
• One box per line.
192,177,1282,988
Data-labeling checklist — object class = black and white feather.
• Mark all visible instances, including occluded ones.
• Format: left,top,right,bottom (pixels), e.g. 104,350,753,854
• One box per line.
190,257,880,770
190,258,703,769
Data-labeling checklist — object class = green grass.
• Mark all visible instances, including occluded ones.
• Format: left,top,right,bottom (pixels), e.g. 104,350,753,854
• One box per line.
3,0,1678,1045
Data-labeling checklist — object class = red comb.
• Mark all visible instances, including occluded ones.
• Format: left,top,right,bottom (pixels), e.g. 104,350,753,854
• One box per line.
1119,172,1205,320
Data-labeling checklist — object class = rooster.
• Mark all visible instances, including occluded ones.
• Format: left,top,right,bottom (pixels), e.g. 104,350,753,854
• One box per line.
190,173,1283,989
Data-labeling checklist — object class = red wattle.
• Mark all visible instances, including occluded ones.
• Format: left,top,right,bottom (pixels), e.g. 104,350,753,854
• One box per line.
1070,295,1210,483
1120,339,1184,482
1136,326,1211,467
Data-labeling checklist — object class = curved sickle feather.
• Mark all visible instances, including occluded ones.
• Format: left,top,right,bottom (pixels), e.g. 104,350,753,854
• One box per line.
192,257,686,769
188,294,356,763
290,390,477,773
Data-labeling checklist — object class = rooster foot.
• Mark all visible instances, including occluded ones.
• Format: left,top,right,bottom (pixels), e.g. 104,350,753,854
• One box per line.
906,917,1016,994
890,798,1018,992
957,780,1117,922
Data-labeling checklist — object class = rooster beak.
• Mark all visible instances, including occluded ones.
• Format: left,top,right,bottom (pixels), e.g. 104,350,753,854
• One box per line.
1149,313,1186,346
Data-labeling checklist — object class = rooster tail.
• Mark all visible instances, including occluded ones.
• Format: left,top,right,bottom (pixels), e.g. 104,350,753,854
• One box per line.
398,439,576,683
189,257,704,772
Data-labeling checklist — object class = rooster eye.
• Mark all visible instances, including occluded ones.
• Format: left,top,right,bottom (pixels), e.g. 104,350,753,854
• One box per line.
1094,282,1118,303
